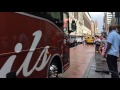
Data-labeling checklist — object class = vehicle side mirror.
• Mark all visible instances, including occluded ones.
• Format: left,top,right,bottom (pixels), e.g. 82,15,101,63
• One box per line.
71,21,76,31
68,20,76,33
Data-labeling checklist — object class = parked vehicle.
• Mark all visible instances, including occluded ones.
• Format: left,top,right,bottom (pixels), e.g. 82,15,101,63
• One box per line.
76,36,83,44
0,12,76,78
69,35,77,47
86,37,94,44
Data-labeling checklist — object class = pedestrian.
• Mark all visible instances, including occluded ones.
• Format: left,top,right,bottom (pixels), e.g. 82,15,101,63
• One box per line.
99,37,109,74
104,25,120,78
95,35,107,73
82,36,85,45
100,42,106,58
94,36,102,72
94,36,101,52
94,36,98,45
100,35,107,58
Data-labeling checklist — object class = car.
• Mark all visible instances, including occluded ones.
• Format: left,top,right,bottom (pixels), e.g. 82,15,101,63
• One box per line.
76,37,83,44
86,37,94,44
69,36,77,47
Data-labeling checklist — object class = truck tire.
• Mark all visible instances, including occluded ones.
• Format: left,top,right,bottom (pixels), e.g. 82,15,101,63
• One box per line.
48,61,59,78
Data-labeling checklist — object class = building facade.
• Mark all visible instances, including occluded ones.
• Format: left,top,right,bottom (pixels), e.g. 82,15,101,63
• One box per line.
69,12,93,37
69,12,84,37
106,12,115,25
103,12,107,32
104,12,115,33
82,12,92,36
69,12,77,36
95,20,100,35
76,12,84,36
91,20,95,36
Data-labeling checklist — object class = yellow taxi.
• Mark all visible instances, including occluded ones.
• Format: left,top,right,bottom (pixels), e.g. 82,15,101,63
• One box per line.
86,37,94,44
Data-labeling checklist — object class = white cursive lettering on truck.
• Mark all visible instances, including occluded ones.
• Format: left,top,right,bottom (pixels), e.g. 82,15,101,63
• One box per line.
0,30,51,78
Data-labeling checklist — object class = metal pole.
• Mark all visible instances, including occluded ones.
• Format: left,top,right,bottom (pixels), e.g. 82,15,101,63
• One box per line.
94,24,95,36
111,12,113,19
118,12,119,25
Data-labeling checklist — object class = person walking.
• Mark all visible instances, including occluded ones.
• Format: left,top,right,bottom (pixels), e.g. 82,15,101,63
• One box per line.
94,36,101,52
104,25,120,78
82,36,85,45
94,36,102,72
95,35,108,73
99,36,109,74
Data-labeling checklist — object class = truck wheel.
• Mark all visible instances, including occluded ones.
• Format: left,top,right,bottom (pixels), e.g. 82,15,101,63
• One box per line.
48,61,59,78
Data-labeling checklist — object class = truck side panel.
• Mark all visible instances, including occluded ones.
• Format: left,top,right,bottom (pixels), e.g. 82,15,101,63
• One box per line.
0,12,68,78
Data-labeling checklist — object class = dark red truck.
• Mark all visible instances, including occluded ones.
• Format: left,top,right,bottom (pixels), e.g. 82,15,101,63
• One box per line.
0,12,76,78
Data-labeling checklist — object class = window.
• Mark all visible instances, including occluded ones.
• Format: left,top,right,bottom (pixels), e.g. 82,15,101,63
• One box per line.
25,12,54,21
25,12,63,28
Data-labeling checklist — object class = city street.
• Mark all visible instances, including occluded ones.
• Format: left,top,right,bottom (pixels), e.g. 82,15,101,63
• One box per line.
62,44,120,78
0,12,119,78
63,44,95,78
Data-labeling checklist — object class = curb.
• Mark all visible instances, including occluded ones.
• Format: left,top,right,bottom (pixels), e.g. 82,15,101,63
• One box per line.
82,55,95,78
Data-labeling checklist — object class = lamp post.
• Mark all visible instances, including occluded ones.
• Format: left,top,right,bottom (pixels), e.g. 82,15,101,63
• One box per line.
111,12,113,19
94,24,95,36
115,12,120,25
103,26,105,32
115,12,120,34
102,26,106,36
117,12,120,25
118,12,120,25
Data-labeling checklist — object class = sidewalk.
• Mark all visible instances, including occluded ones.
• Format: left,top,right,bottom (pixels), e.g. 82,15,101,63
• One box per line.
83,56,120,78
63,44,95,78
